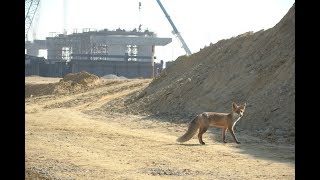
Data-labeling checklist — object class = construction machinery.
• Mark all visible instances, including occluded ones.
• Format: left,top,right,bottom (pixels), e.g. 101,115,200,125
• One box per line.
25,0,40,41
155,0,192,56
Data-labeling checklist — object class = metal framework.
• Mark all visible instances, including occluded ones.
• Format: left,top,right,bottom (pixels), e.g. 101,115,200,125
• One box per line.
25,0,40,41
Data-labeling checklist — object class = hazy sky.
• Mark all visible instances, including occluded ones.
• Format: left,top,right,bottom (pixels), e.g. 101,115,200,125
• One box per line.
28,0,295,63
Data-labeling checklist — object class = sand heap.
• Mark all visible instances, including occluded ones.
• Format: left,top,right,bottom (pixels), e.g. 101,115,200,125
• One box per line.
25,71,101,97
127,4,295,143
60,71,100,86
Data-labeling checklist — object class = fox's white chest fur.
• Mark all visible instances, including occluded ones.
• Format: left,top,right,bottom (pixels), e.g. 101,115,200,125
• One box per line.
232,112,242,129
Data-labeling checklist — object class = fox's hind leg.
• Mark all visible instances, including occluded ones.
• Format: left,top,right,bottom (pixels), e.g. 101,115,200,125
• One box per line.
198,127,208,145
222,127,227,143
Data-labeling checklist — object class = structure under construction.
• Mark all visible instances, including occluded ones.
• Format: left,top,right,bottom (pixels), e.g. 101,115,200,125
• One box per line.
25,28,172,78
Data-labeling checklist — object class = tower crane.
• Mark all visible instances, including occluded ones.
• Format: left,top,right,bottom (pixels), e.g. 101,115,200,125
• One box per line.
155,0,192,56
25,0,40,41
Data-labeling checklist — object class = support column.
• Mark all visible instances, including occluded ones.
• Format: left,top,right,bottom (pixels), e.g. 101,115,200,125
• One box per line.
151,45,155,79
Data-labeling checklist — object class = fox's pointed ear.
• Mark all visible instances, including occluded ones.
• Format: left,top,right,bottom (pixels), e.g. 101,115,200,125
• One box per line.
232,102,237,110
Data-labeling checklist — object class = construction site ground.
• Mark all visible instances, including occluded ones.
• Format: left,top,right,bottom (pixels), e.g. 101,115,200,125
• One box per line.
25,76,294,179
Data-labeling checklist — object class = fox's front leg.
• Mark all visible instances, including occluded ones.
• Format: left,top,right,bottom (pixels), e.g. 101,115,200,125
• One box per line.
228,127,240,144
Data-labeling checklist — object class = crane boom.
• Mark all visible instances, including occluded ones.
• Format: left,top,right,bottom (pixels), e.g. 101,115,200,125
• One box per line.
155,0,192,56
25,0,40,41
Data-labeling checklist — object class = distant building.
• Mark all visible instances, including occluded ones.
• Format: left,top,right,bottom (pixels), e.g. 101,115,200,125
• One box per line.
25,28,172,78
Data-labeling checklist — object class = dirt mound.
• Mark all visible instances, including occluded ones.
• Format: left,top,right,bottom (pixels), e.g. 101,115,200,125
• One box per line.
60,71,100,86
25,83,56,97
127,4,295,144
25,71,101,97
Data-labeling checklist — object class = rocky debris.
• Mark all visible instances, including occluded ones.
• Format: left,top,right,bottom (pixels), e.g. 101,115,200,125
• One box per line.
145,165,200,176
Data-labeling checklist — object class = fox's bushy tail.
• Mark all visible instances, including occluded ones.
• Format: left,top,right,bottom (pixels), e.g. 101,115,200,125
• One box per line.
176,117,200,143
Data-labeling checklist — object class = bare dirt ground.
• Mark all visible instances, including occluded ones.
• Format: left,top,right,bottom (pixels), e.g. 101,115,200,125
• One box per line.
25,77,294,179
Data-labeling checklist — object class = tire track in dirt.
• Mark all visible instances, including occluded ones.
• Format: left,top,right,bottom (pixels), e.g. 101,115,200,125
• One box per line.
25,79,125,106
26,79,150,111
75,80,150,111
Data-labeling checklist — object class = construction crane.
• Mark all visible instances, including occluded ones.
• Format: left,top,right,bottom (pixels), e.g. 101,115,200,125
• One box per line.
25,0,40,41
155,0,192,56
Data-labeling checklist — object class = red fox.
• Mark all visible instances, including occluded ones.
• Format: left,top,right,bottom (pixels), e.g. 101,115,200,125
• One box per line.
176,102,246,145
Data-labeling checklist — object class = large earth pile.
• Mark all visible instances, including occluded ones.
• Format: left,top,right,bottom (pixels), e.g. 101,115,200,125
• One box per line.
25,71,101,97
127,4,295,143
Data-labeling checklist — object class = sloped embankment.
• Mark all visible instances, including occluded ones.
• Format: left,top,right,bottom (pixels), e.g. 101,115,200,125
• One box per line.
127,4,295,143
